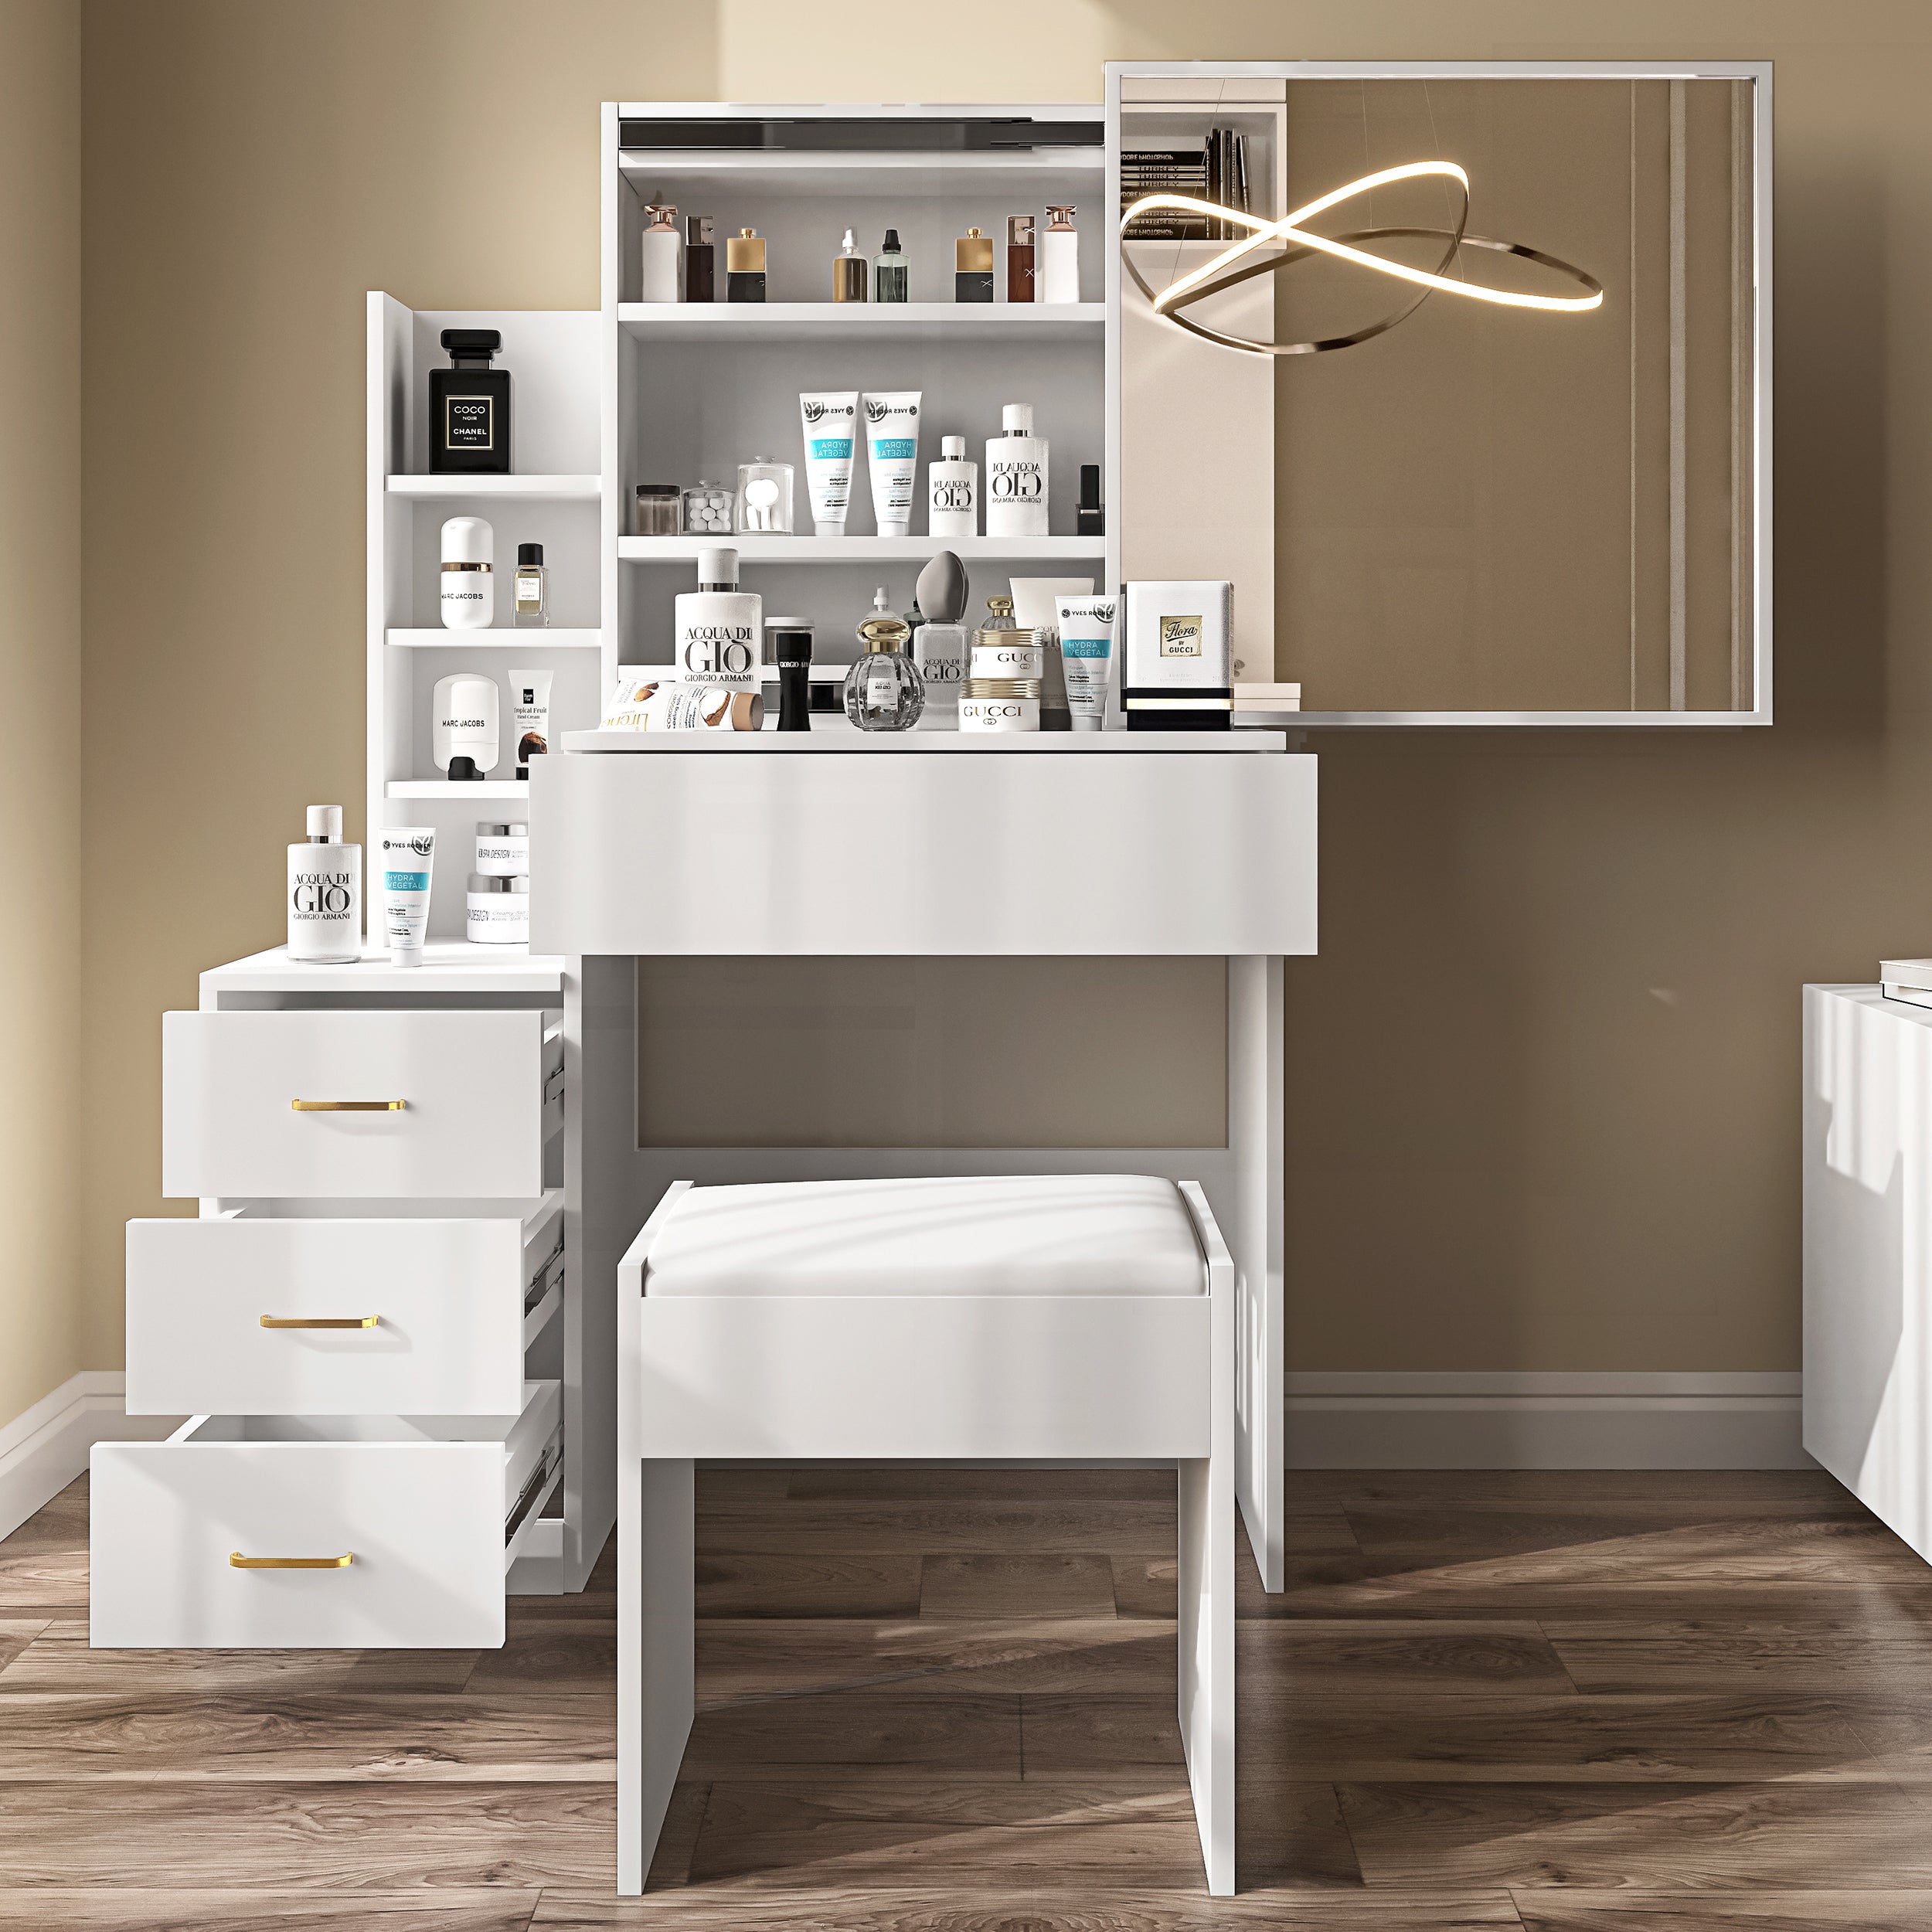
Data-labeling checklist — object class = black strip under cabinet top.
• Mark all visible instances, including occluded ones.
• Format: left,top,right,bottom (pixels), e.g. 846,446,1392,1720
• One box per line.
618,116,1102,151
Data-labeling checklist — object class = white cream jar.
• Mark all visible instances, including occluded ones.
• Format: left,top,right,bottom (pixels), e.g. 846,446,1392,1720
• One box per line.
959,677,1042,733
474,819,529,877
467,871,529,944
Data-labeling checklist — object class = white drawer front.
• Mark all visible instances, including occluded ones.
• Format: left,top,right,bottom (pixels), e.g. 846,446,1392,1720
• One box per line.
125,1215,559,1417
90,1384,560,1649
162,1009,559,1199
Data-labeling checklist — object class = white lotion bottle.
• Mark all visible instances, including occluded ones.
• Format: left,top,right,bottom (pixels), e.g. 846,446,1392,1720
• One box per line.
672,546,762,689
639,202,682,301
1040,205,1080,303
287,804,361,964
985,403,1049,539
439,515,494,628
927,434,978,537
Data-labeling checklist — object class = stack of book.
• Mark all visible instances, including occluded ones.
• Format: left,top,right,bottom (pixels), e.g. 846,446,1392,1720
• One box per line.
1121,130,1251,240
1232,682,1301,727
1880,959,1932,1012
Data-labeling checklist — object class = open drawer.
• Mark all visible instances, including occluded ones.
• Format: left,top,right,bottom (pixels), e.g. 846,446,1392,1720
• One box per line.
90,1380,560,1649
162,1008,563,1199
125,1194,563,1417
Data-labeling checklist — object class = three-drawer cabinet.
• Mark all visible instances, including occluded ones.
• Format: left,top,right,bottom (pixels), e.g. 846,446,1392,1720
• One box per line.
94,950,573,1649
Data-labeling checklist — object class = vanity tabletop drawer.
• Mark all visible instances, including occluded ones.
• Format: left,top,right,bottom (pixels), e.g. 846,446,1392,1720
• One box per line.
125,1199,563,1417
90,1380,560,1650
162,1008,562,1199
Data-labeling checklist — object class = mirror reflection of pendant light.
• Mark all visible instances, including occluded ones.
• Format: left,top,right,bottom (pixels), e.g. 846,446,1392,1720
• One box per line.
1121,161,1604,357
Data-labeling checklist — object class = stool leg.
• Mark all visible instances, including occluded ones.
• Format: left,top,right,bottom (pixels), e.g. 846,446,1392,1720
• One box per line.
618,1454,694,1895
1177,1452,1233,1893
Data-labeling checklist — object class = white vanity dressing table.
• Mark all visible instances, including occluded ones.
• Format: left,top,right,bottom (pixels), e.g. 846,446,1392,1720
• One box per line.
95,83,1327,1902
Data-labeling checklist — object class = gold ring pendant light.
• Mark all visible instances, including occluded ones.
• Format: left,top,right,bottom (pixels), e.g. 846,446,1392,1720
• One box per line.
1121,161,1604,356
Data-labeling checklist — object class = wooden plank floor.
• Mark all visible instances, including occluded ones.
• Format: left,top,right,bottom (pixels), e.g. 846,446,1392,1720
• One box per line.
5,1466,1932,1927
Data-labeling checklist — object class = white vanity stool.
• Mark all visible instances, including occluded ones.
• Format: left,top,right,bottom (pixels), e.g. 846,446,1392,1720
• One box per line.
616,1170,1236,1895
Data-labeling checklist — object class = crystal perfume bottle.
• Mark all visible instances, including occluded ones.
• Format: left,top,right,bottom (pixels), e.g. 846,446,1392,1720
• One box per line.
843,588,924,732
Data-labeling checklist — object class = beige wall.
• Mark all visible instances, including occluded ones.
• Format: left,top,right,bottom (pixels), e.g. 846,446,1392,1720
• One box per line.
0,0,83,1424
66,1,1932,1389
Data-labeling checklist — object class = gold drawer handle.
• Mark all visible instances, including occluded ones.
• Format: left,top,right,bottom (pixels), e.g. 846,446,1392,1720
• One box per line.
230,1551,353,1570
291,1099,406,1112
260,1315,378,1330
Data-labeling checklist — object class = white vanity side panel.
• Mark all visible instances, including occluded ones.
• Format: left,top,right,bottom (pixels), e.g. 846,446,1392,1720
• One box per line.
126,1217,529,1417
1230,954,1284,1590
162,1009,550,1199
90,1438,507,1649
1804,984,1932,1553
530,751,1316,956
629,1295,1210,1459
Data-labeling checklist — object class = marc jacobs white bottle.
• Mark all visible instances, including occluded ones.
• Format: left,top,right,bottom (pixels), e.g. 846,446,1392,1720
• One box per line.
439,515,494,629
287,804,361,964
672,546,762,689
985,403,1049,539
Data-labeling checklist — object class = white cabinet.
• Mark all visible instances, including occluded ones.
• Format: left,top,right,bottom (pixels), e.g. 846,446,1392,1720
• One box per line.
91,1382,560,1649
162,1008,561,1199
100,944,590,1650
125,1197,561,1417
1804,984,1932,1555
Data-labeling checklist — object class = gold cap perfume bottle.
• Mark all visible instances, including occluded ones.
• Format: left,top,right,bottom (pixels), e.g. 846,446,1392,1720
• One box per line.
955,226,994,304
726,227,767,304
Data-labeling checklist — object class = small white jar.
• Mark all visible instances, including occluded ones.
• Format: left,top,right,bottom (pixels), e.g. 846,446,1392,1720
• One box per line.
971,636,1045,681
468,871,529,944
959,677,1042,733
474,819,529,878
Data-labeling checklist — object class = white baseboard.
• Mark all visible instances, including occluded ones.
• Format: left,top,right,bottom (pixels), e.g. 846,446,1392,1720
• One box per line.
1285,1372,1807,1471
0,1372,181,1543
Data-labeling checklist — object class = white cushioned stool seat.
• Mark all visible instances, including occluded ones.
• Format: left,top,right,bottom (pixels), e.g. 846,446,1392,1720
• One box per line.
645,1172,1206,1298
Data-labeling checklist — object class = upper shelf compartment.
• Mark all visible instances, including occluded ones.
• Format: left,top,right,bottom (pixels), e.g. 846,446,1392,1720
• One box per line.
617,108,1102,201
617,302,1104,343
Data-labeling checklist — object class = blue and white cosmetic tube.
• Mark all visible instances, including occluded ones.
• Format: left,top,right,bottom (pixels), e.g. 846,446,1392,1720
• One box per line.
799,390,857,536
378,825,436,966
862,390,921,537
1055,594,1117,733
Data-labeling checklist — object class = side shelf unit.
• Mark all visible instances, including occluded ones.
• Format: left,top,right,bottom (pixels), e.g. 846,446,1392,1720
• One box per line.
367,298,603,936
602,102,1111,695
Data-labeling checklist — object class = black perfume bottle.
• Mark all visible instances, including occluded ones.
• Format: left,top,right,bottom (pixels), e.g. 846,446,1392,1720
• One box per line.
1077,463,1105,537
685,216,715,302
429,329,512,474
770,620,815,732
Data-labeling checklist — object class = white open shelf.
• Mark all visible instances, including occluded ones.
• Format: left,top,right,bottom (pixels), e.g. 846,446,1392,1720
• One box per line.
386,474,601,501
387,628,604,650
617,302,1104,342
617,535,1106,564
385,780,534,801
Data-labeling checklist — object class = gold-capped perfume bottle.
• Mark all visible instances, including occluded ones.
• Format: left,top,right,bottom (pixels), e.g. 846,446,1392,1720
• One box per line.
843,588,925,731
954,227,994,303
727,228,767,302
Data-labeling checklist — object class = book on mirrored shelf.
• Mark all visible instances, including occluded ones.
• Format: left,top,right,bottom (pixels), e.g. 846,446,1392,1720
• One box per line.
1881,957,1932,992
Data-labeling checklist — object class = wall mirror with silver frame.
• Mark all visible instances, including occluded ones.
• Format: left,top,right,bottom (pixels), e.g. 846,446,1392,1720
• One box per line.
1107,60,1771,725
